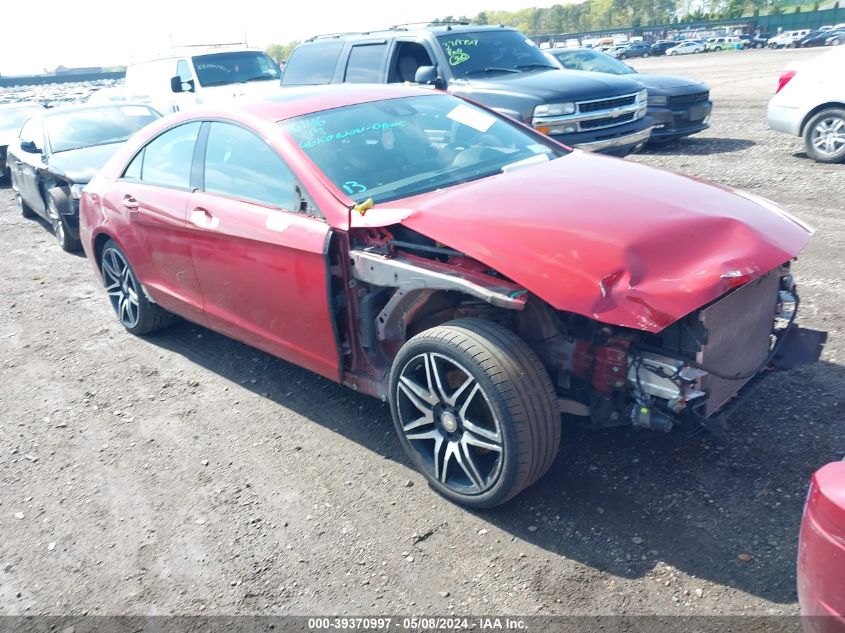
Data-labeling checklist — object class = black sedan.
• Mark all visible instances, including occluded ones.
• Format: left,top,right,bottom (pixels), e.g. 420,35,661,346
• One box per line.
546,48,712,143
7,104,160,251
650,41,678,56
797,30,832,47
1,103,45,181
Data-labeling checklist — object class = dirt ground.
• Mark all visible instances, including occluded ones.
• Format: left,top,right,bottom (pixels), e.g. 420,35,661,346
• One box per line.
0,48,843,618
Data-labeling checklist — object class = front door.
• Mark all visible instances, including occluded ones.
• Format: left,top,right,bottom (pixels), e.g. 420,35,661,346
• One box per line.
187,121,339,381
15,118,46,214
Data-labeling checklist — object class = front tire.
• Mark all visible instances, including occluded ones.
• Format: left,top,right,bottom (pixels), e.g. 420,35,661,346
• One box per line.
100,239,178,335
804,108,845,163
46,187,81,252
389,318,560,508
643,51,650,58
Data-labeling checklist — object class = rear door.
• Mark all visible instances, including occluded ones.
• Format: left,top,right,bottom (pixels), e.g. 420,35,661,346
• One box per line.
187,120,339,380
342,40,390,83
104,121,207,323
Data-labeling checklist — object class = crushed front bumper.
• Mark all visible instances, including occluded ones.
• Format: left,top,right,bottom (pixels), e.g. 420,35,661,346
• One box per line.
647,101,712,141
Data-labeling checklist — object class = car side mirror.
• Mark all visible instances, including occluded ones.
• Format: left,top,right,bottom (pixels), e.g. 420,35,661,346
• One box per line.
415,65,445,89
20,140,41,154
170,76,195,94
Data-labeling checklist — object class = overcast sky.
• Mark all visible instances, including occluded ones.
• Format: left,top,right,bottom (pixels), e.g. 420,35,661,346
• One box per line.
2,0,573,75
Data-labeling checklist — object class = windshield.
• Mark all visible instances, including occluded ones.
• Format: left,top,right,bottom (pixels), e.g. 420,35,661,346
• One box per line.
0,107,43,133
193,51,282,87
436,30,555,78
282,94,567,204
550,50,634,75
45,105,160,153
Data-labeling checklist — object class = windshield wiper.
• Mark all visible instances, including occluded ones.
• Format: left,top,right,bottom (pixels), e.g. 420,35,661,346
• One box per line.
463,67,520,76
240,75,277,83
515,63,557,70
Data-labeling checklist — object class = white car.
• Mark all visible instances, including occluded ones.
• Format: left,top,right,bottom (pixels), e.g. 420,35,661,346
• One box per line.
769,30,810,48
767,46,845,163
666,41,705,55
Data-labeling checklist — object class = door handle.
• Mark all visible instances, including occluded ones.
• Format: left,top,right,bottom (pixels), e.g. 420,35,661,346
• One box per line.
190,207,218,229
122,195,140,211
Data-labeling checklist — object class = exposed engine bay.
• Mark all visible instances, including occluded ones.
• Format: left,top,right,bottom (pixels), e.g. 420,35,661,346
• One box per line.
334,224,822,436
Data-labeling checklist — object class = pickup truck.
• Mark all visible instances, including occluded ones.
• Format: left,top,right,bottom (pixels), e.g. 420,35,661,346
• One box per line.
281,24,654,156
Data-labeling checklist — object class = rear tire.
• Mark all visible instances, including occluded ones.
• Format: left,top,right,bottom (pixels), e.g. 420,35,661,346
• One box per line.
803,108,845,163
643,51,649,58
46,187,81,252
389,318,561,508
100,239,178,335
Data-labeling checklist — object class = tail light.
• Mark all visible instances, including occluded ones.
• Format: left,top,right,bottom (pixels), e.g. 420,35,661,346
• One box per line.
776,70,797,93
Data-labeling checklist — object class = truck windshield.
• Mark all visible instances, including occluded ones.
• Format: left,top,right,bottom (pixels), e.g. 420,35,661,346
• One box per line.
436,31,556,78
281,93,567,204
192,51,282,87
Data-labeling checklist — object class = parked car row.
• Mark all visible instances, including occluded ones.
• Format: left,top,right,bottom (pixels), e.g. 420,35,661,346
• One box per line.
591,28,845,58
767,25,845,48
0,78,124,109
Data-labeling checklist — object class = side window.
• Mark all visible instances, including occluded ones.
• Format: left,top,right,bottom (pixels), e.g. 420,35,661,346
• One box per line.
123,149,144,180
139,122,201,189
345,43,387,83
176,59,192,82
19,119,41,150
282,41,345,85
203,122,295,210
390,42,434,83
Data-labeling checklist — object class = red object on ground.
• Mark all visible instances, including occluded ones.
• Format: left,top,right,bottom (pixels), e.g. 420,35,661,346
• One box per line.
798,461,845,633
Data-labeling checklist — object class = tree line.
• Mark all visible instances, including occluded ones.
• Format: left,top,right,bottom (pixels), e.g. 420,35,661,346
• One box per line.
432,0,823,34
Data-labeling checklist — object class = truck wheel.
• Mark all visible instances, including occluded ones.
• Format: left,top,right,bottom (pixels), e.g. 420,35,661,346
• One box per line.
100,239,178,335
804,108,845,163
389,318,560,508
46,187,81,252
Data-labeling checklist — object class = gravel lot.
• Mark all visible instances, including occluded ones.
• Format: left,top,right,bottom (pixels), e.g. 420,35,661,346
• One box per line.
0,48,843,618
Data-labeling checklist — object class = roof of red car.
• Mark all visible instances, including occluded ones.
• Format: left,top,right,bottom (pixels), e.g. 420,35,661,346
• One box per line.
240,84,437,121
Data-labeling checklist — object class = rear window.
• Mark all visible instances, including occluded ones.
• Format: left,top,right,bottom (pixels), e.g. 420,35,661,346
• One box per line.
282,41,345,86
345,44,387,82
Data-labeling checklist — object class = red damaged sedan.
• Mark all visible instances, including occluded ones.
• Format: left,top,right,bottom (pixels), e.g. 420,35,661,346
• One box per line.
80,85,821,508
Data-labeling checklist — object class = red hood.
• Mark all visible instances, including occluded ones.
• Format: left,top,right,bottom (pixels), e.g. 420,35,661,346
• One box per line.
368,151,812,332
